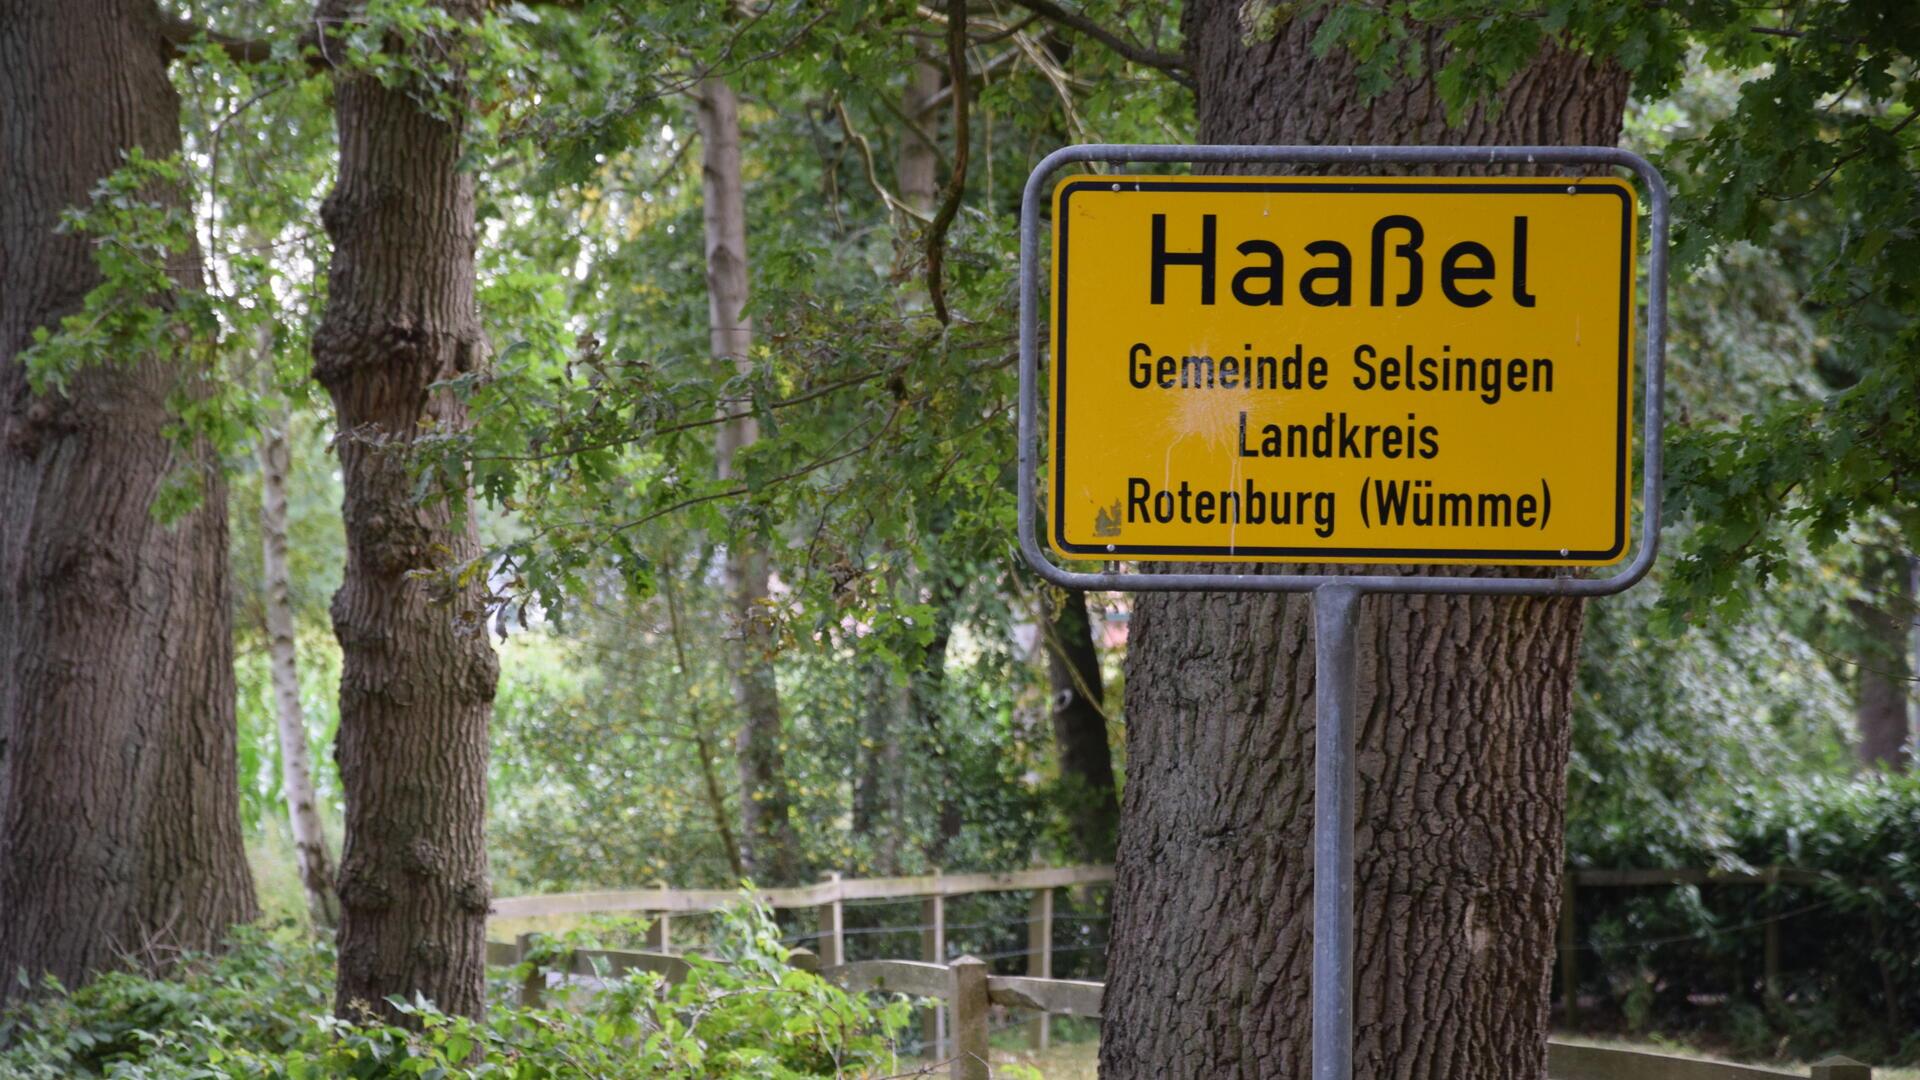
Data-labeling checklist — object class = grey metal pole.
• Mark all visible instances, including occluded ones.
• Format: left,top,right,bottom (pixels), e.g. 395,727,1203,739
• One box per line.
1313,583,1361,1080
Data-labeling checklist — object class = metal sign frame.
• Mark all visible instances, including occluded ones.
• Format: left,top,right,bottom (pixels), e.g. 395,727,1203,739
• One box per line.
1015,144,1669,1080
1018,142,1669,598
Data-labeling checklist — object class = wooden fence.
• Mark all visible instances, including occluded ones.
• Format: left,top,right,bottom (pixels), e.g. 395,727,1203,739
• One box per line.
486,865,1877,1080
1558,865,1859,1026
492,864,1115,1052
486,940,1871,1080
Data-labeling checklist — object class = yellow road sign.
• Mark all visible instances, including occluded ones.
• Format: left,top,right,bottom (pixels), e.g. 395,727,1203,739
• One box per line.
1048,175,1637,565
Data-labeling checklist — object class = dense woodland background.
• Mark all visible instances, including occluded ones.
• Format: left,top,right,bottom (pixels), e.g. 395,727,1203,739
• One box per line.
1,0,1918,1077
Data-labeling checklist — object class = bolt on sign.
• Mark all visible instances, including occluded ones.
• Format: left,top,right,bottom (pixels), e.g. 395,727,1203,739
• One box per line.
1048,175,1637,565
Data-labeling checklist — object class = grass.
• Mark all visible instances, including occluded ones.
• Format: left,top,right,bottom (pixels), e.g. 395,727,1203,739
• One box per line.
1555,1035,1919,1080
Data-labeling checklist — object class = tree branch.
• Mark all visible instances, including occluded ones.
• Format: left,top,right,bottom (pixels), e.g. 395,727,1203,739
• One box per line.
925,0,972,324
1001,0,1193,89
158,13,324,68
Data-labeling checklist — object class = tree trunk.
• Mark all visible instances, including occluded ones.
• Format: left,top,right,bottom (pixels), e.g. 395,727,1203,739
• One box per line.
257,365,341,930
1099,9,1628,1078
0,0,257,1002
852,659,893,828
1044,589,1116,864
914,576,963,866
312,0,498,1022
696,75,799,886
1851,545,1912,771
846,59,946,875
662,570,746,881
898,60,944,231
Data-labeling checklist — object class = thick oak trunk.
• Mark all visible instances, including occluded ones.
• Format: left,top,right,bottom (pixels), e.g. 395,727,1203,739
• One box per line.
1100,8,1627,1078
0,0,257,1001
258,384,340,929
313,0,498,1021
696,75,799,886
1045,589,1116,863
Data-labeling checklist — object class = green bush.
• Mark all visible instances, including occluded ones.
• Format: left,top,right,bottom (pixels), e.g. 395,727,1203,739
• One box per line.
1564,773,1920,1064
0,905,912,1078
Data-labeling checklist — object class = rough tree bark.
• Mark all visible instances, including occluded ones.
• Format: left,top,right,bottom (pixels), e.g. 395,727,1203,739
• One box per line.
0,0,257,1001
1043,589,1116,864
695,75,799,885
1851,545,1912,771
257,363,340,929
1099,8,1629,1079
311,0,499,1021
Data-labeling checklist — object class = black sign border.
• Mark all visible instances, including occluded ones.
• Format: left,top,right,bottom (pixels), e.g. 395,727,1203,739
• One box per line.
1050,177,1634,563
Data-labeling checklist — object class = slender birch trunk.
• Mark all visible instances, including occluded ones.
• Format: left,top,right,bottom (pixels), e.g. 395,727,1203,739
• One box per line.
256,343,340,930
696,75,798,885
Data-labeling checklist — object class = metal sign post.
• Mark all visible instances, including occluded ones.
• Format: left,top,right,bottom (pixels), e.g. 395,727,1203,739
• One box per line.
1017,144,1669,1080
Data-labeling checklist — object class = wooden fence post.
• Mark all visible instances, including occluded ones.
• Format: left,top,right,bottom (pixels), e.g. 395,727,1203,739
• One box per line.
921,884,946,1054
817,872,845,967
1560,870,1580,1029
515,932,544,1008
1809,1057,1871,1080
1028,885,1054,1050
645,912,671,953
949,955,990,1080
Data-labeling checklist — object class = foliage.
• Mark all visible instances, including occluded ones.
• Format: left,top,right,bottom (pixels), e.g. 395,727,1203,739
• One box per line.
1300,0,1920,623
1565,775,1920,1064
487,561,1054,893
0,905,912,1079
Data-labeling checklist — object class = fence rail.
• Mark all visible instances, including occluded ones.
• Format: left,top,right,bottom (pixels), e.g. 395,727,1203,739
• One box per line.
487,865,1876,1080
489,864,1115,920
487,940,1868,1080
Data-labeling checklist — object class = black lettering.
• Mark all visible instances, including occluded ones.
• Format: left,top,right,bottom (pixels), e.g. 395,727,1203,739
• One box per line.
1151,213,1215,304
1369,215,1424,307
1477,492,1512,527
1511,216,1535,307
1440,240,1495,307
1231,240,1286,305
1313,492,1335,538
1300,240,1352,307
1128,342,1152,388
1351,343,1377,389
1127,478,1149,521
